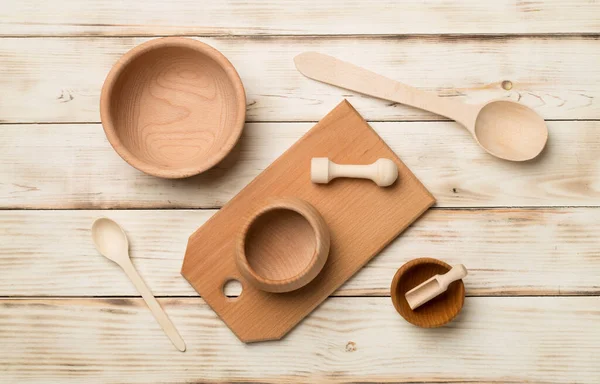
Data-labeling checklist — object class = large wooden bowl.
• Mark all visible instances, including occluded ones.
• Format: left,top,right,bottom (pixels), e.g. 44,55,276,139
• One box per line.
100,37,246,178
236,198,330,293
391,258,465,327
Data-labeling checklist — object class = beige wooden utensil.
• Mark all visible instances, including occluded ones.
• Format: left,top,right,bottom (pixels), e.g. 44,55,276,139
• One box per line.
405,264,468,310
91,217,186,352
295,52,548,162
311,157,398,187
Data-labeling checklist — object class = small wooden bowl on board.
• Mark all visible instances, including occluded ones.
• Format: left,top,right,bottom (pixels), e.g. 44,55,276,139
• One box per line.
236,198,330,293
100,37,246,178
391,258,465,327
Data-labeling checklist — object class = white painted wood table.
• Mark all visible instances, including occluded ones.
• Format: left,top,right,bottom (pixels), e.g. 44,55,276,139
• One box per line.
1,1,599,383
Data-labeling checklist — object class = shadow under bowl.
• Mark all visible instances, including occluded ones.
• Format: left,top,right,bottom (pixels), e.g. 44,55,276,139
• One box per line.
100,37,246,178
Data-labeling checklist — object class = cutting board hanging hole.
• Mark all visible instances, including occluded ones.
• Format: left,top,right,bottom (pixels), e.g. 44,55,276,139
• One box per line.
222,279,243,300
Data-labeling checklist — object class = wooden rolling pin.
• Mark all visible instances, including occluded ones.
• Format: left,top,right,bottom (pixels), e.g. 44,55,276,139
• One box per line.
311,158,398,187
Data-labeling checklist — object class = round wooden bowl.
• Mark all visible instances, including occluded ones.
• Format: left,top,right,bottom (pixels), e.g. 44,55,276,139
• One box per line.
100,37,246,178
236,198,330,293
391,258,465,327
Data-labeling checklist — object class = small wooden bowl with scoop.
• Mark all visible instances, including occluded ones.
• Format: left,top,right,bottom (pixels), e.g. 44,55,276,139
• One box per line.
391,258,467,327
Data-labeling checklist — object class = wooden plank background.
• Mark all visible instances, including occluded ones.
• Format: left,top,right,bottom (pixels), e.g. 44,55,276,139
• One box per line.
1,297,598,383
1,121,598,209
1,209,598,297
0,37,598,123
2,0,599,36
1,1,599,383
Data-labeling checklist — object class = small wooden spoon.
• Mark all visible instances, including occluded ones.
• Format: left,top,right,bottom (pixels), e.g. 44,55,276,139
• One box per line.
91,217,186,352
295,52,548,162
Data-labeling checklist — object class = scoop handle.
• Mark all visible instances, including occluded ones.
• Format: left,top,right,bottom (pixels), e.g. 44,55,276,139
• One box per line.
330,162,376,181
120,260,186,352
294,52,475,129
439,264,468,289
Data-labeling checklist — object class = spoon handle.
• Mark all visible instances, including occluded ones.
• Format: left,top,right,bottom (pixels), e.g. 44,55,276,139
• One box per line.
120,260,186,352
294,52,475,128
439,264,468,289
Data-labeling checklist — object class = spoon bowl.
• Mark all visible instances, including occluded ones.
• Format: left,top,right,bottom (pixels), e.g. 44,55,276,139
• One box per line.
474,100,548,161
91,217,129,263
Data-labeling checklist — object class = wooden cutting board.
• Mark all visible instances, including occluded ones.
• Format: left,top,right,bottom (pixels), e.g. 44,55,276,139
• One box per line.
181,100,435,342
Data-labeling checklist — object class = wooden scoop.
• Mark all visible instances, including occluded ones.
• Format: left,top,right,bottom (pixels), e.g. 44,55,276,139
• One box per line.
405,264,468,310
91,217,186,352
295,52,548,162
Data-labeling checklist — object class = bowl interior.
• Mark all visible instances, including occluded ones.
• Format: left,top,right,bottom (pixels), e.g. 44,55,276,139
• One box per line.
244,208,317,282
105,42,244,177
391,258,465,327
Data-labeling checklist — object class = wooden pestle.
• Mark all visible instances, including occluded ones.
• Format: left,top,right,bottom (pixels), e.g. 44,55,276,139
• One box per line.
311,158,398,187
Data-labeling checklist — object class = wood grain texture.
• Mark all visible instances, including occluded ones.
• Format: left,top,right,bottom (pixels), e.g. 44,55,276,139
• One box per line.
181,101,434,342
100,37,246,178
91,218,186,352
1,0,599,36
1,120,598,209
0,2,597,381
237,198,330,293
1,208,598,298
295,52,549,162
0,36,598,123
0,297,598,383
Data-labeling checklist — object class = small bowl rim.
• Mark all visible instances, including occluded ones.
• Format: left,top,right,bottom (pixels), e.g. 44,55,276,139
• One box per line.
100,36,246,179
391,257,465,327
236,198,330,293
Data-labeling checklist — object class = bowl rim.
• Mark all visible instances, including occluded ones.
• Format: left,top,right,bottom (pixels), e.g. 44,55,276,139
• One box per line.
390,257,465,327
99,36,247,179
236,198,330,293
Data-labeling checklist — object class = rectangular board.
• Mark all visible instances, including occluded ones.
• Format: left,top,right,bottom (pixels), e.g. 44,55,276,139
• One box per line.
181,100,435,342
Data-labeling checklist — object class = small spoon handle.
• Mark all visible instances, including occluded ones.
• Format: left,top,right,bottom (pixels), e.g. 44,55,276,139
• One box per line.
120,260,186,352
294,52,475,129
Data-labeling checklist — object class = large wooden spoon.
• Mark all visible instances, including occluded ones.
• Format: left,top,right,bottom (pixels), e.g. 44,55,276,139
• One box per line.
295,52,548,162
91,217,186,352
